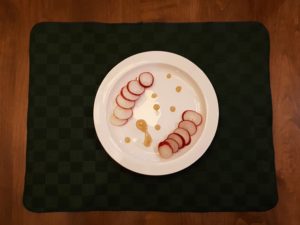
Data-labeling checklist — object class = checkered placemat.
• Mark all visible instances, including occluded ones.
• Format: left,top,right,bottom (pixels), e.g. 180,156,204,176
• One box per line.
24,22,277,212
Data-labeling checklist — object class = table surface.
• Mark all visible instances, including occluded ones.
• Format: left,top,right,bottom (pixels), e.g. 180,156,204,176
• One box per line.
0,0,299,224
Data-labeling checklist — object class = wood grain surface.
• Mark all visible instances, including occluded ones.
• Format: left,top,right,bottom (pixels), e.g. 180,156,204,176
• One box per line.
0,0,299,224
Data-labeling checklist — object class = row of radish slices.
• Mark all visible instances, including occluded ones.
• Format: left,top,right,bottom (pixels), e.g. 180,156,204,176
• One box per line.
158,110,203,159
110,72,154,126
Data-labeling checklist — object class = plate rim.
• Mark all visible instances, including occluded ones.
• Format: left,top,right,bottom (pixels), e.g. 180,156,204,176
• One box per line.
93,51,219,176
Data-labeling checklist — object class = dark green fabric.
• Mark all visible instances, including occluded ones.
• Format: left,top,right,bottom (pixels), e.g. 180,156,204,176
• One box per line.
24,22,277,212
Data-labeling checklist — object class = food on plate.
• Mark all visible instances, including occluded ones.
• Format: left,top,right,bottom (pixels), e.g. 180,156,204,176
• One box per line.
176,86,182,92
170,106,176,112
121,86,139,101
178,120,197,136
157,110,203,159
116,94,135,109
167,133,184,149
124,137,131,143
138,72,154,88
164,139,179,153
158,142,173,159
153,104,160,111
127,80,145,95
182,110,202,126
110,71,204,159
174,128,191,146
110,72,154,126
110,114,128,126
113,106,133,120
136,119,152,147
154,124,161,130
151,93,157,98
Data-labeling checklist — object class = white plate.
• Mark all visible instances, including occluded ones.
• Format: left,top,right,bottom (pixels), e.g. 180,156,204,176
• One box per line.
93,51,219,176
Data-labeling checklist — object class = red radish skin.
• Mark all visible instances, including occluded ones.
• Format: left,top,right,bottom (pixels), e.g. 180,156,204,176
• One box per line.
138,72,154,88
165,138,179,153
121,86,139,101
167,133,185,149
174,128,191,146
182,110,202,126
110,114,128,126
171,132,188,147
158,142,173,159
127,80,145,96
113,106,133,120
178,120,197,136
116,94,135,109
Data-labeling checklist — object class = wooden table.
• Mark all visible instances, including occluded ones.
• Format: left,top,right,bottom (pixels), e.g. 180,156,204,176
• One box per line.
0,0,299,224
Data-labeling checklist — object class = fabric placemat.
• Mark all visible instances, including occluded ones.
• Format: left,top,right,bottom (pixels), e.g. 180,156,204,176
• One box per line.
23,22,277,212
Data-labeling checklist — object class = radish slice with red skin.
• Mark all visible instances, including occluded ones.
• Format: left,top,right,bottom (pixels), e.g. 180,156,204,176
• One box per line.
121,86,139,101
127,80,145,96
182,110,202,126
174,128,191,146
165,138,179,153
116,94,135,109
138,72,154,88
158,142,173,159
167,133,185,149
178,120,197,136
110,114,128,126
113,106,133,120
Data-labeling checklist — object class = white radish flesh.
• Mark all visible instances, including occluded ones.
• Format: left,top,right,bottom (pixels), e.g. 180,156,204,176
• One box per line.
178,120,197,136
113,106,133,120
174,128,191,145
138,72,154,87
127,80,145,95
165,138,179,153
116,94,135,109
121,86,139,101
110,114,128,126
158,142,173,159
167,133,184,149
182,110,202,126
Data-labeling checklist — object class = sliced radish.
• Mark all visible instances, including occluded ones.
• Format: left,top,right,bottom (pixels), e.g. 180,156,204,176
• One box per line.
138,72,154,88
174,128,191,146
116,94,135,109
113,106,133,120
127,80,145,96
167,133,185,149
165,138,179,153
110,114,128,126
121,86,139,101
178,120,197,136
182,110,202,126
158,142,173,159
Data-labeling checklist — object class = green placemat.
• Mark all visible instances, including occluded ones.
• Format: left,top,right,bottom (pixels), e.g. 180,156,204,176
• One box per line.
24,22,277,212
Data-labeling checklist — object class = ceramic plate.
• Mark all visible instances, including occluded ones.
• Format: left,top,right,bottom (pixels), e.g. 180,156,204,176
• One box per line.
93,51,218,175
